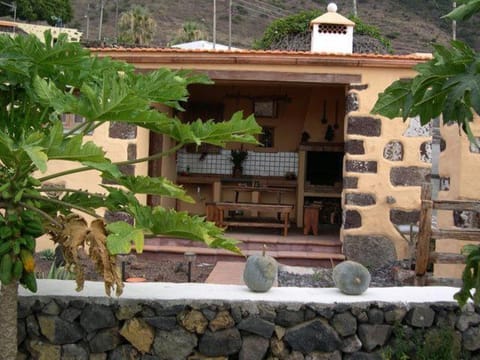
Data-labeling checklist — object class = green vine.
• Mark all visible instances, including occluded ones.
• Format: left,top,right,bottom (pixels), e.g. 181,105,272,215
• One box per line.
253,10,392,53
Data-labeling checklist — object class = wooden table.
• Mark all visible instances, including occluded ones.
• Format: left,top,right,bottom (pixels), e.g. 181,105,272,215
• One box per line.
215,202,294,236
222,185,295,203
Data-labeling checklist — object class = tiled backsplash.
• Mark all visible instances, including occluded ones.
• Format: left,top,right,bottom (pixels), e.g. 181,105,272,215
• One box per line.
177,149,298,177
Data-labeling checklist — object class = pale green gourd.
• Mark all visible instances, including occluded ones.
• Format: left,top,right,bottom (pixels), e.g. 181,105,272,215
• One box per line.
243,245,277,292
332,260,371,295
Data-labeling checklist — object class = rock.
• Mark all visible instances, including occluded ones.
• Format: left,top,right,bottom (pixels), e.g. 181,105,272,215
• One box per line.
287,351,305,360
344,352,383,360
178,309,208,334
341,335,362,353
116,304,142,320
153,327,197,360
436,309,457,328
108,344,140,360
27,340,61,360
17,319,26,345
275,325,286,339
270,337,289,358
463,326,480,351
144,316,177,331
187,352,227,360
405,306,435,328
88,327,122,353
456,312,480,332
201,308,217,321
276,309,305,327
37,315,84,344
384,308,407,324
120,318,155,353
239,335,269,360
26,314,40,337
238,316,275,338
42,300,61,316
61,343,88,360
284,319,341,353
60,307,82,323
343,236,397,270
154,304,185,317
17,299,34,319
209,310,235,332
16,351,28,360
258,304,277,322
305,351,342,360
331,312,357,337
89,353,107,360
357,324,392,351
80,304,116,333
198,328,242,357
367,309,384,325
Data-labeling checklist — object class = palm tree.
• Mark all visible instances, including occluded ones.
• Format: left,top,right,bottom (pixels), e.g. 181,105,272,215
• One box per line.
118,5,157,45
169,21,208,45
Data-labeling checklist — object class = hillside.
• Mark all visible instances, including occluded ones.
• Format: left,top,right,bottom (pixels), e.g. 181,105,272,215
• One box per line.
68,0,478,54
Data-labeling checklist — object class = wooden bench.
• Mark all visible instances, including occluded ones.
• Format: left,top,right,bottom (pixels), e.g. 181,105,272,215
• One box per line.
214,202,294,236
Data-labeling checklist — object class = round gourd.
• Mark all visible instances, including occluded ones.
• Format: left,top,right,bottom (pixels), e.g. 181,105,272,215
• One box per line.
243,247,277,292
332,260,371,295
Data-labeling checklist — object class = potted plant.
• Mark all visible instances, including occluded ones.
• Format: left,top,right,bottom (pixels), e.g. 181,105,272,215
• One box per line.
230,148,248,177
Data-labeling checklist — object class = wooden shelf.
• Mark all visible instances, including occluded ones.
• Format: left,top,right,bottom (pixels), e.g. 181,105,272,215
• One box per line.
304,191,341,198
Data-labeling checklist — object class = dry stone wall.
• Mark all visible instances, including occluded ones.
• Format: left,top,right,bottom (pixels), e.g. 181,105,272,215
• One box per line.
17,295,480,359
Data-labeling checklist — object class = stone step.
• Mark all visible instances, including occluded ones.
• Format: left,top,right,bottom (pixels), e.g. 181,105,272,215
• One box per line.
145,236,343,254
138,244,345,268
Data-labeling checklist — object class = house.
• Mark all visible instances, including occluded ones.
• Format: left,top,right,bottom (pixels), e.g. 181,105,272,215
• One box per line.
54,4,479,276
0,20,82,42
172,40,241,51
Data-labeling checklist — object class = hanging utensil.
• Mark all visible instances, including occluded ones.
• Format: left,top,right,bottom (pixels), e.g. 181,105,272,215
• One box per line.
334,100,339,130
321,100,328,124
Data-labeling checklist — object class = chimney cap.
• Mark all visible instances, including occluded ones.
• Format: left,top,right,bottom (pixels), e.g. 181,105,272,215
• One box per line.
327,3,338,13
310,3,355,27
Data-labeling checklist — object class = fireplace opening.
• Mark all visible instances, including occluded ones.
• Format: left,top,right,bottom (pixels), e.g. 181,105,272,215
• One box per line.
306,151,343,186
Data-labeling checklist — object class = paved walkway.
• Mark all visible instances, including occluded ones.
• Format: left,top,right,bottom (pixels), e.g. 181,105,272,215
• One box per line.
205,260,279,287
205,261,246,285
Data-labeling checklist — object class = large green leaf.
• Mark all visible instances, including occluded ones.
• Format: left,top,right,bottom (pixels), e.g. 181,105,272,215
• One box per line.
114,175,194,203
372,41,480,134
46,134,106,162
83,162,123,179
0,132,16,167
22,145,48,173
148,207,242,255
445,0,480,21
59,191,106,212
106,222,144,255
371,79,413,120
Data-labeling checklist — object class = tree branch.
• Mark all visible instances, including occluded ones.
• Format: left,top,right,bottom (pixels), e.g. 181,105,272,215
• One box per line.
23,194,101,219
18,201,63,228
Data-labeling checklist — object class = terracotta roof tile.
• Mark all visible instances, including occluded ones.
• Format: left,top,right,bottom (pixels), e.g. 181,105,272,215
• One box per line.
88,46,432,61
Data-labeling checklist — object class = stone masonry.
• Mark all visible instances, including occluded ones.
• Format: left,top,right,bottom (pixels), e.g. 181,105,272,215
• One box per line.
16,295,480,359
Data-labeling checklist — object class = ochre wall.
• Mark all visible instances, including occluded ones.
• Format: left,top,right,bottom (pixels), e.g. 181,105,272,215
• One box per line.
39,49,480,279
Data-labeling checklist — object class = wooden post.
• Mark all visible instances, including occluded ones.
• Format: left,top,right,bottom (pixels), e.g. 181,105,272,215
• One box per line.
415,183,432,285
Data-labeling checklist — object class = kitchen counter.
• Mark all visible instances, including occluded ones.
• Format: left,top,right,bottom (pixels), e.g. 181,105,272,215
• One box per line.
177,174,297,188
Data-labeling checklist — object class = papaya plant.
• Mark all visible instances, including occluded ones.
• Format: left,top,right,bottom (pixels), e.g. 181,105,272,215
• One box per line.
0,31,261,358
372,0,480,305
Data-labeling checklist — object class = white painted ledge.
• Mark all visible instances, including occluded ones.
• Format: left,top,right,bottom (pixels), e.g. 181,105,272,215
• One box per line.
18,280,461,305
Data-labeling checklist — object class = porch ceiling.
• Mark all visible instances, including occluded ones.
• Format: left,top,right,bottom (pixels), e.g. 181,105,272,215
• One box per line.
202,70,361,85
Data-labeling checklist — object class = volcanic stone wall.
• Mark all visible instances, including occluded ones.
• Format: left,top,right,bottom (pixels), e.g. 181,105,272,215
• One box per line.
342,86,439,268
17,295,480,359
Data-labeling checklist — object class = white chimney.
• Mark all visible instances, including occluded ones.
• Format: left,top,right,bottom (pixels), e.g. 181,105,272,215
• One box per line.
310,3,355,54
